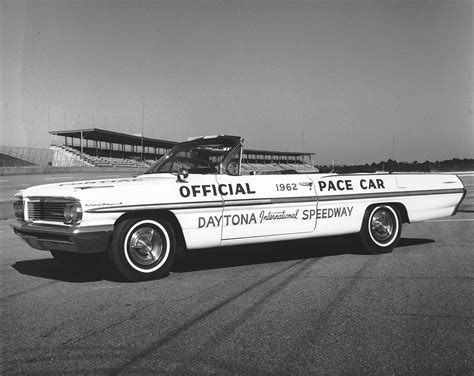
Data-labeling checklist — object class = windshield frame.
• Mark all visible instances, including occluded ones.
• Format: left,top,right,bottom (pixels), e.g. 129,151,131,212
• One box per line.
145,135,243,175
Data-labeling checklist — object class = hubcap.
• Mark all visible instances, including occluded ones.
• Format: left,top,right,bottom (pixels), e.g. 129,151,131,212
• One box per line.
128,226,163,267
370,209,395,243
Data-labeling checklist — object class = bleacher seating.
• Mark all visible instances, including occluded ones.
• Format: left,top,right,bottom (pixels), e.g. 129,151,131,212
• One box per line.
240,161,318,174
50,145,95,167
48,142,319,172
50,144,154,168
101,157,149,168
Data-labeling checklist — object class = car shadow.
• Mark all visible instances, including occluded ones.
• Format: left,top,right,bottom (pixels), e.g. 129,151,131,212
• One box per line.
171,236,435,273
11,258,128,283
11,236,434,282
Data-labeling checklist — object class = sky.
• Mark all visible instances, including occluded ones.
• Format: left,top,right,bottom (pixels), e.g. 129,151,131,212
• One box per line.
1,0,472,165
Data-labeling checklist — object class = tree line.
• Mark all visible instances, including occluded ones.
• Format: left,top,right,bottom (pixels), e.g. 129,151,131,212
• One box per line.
318,158,474,173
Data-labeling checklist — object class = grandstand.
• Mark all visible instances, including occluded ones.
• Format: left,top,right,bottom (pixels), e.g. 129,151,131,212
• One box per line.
241,148,317,173
50,128,176,168
50,128,317,172
1,128,317,172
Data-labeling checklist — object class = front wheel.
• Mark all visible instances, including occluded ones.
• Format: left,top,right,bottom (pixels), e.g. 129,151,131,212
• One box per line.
360,205,401,254
108,217,176,281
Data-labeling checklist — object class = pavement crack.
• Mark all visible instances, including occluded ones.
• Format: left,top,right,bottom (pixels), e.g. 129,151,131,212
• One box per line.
0,280,58,302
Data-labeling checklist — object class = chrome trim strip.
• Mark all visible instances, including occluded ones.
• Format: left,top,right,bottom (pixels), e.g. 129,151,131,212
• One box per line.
86,188,464,213
86,201,224,213
317,188,464,202
27,196,80,202
226,198,272,207
271,196,316,204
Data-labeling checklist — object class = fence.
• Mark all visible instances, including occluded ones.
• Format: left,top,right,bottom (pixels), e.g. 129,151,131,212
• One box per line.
0,146,54,167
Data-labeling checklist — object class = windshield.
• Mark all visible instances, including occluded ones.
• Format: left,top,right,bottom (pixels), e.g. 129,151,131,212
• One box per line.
146,136,241,175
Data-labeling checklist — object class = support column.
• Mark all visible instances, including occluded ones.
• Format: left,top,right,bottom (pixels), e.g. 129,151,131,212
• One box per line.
80,131,83,160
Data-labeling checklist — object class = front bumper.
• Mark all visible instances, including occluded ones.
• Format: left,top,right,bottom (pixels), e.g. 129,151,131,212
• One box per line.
11,221,114,254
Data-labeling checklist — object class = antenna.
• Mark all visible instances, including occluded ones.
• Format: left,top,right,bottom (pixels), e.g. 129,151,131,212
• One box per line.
141,96,145,161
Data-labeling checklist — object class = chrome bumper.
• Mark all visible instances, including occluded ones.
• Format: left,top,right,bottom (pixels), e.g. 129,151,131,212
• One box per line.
11,221,114,254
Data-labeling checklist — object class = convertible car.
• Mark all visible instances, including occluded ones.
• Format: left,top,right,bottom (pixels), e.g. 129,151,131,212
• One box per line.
12,135,466,281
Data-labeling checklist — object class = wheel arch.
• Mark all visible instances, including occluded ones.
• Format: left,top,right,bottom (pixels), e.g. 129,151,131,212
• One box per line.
114,210,187,253
363,202,409,223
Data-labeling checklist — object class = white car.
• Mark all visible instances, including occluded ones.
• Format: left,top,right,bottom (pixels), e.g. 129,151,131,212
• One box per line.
12,135,466,281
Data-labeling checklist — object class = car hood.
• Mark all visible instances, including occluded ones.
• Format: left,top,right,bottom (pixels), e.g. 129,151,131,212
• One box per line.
18,174,176,200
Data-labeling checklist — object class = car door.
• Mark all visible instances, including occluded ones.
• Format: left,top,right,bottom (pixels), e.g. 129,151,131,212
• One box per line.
216,174,317,241
171,173,225,249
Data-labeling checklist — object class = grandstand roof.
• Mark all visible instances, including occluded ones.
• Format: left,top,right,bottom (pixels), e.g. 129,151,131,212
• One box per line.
244,148,313,157
50,128,314,157
50,128,177,149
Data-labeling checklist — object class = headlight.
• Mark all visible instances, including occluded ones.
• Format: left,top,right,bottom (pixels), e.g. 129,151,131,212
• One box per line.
13,200,24,220
64,202,83,224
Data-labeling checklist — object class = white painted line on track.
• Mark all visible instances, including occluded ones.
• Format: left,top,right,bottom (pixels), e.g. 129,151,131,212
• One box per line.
0,184,29,188
428,219,474,222
43,176,74,180
0,180,9,183
97,175,121,178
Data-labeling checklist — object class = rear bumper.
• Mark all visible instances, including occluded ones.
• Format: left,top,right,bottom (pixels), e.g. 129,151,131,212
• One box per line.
11,221,114,253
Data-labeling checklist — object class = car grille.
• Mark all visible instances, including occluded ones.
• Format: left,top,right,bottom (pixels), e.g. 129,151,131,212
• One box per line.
26,200,68,222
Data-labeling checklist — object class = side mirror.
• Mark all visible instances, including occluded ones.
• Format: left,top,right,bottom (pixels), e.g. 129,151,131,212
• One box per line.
177,168,189,183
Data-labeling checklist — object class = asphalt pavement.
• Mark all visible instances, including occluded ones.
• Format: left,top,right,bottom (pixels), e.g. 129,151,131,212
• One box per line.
1,189,473,374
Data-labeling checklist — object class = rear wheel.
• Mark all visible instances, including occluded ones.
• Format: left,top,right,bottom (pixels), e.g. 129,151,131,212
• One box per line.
360,205,401,254
108,217,176,281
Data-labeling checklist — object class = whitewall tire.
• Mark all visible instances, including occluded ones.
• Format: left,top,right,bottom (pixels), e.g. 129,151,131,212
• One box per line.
360,205,401,254
109,217,176,281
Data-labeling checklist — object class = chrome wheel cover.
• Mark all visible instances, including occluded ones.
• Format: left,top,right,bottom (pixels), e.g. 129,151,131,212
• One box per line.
123,220,170,273
370,209,395,244
128,226,163,267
